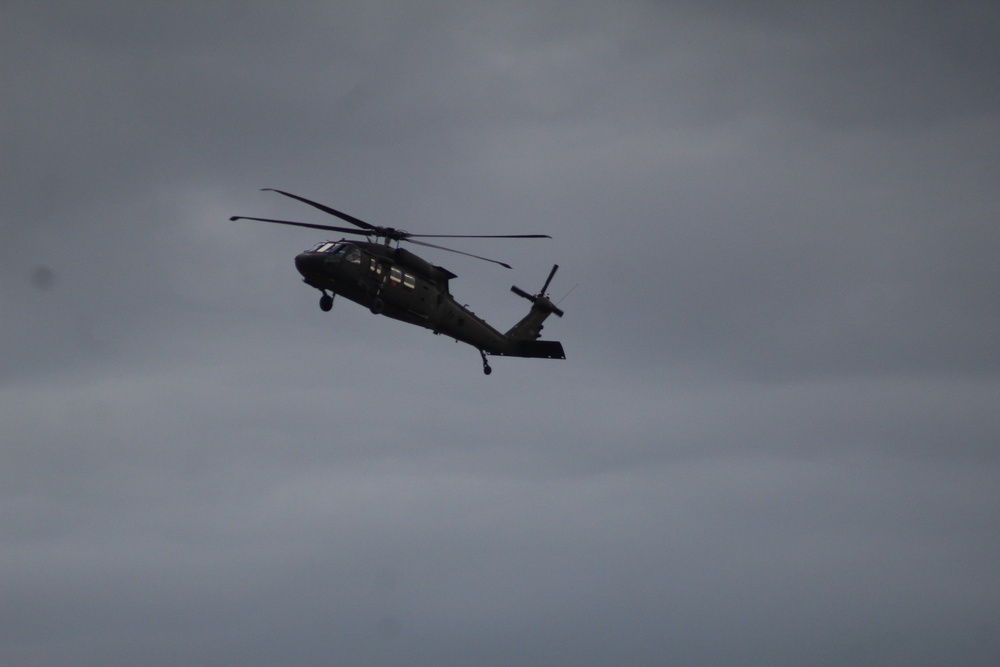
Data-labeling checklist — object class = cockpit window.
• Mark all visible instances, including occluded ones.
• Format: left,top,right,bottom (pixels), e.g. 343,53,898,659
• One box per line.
308,242,360,263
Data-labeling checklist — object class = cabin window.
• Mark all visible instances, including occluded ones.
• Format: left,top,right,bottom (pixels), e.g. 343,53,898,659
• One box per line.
369,258,382,275
344,246,361,264
314,242,336,253
389,267,402,285
402,273,416,289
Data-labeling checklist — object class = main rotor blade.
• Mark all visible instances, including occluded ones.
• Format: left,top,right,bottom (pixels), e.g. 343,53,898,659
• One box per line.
229,216,368,236
407,239,512,269
540,264,559,295
261,188,377,231
406,233,552,239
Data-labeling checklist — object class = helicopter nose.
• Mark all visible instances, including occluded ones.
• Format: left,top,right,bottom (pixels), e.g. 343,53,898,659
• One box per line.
295,252,323,279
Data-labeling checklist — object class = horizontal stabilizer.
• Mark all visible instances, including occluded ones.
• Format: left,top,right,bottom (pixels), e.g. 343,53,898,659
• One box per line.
490,340,565,359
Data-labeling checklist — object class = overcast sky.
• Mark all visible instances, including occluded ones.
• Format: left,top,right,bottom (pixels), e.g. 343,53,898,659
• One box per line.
3,2,999,666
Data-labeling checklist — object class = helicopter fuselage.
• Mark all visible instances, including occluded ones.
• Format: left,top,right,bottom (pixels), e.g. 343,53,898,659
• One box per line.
294,240,564,362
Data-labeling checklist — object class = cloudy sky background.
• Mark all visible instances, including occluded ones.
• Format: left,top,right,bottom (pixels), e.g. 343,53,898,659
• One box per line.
3,2,999,665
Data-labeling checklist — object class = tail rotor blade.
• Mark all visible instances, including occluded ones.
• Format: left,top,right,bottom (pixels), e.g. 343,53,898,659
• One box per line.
511,285,534,301
540,264,559,295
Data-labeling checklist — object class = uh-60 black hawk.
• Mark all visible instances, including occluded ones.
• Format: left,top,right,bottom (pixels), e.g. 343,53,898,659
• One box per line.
230,189,565,375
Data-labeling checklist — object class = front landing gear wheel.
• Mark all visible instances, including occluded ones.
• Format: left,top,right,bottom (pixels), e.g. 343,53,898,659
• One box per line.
479,349,492,375
319,293,334,312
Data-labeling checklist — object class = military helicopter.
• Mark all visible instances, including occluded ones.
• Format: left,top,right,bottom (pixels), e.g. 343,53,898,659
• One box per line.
230,189,565,375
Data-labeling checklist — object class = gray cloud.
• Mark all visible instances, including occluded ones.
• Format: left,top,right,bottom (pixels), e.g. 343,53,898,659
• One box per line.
2,2,998,666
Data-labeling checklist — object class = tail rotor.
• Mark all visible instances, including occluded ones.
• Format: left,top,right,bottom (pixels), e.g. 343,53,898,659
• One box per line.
511,264,564,317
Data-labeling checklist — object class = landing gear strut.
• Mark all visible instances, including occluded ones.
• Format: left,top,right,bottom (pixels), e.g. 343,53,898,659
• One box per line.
319,292,334,312
479,349,492,375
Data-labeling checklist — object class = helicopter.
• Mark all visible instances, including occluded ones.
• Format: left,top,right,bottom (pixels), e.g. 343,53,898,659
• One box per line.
230,189,565,375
